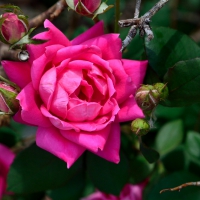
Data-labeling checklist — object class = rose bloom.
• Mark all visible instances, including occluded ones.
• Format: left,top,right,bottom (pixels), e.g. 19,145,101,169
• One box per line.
82,180,148,200
0,143,15,199
2,20,147,168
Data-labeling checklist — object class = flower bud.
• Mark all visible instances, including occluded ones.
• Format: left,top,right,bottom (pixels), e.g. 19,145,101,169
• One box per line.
153,83,169,100
135,85,159,115
66,0,101,16
0,82,19,114
131,118,150,136
0,12,28,44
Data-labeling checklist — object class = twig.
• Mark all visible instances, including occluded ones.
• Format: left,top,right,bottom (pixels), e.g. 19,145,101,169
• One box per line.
134,0,141,18
29,0,67,28
160,181,200,194
119,0,170,51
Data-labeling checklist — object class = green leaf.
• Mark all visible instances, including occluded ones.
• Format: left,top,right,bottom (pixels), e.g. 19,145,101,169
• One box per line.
139,139,160,163
7,143,83,194
163,58,200,106
162,145,186,172
130,155,154,183
146,171,200,200
145,27,200,78
155,120,184,155
185,131,200,159
87,151,129,195
47,170,85,200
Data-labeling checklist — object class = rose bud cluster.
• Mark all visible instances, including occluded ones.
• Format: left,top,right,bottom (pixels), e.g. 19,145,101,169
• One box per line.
0,12,28,45
135,83,168,116
0,81,19,114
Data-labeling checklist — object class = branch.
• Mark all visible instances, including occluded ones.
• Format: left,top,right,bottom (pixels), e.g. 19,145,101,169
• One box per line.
160,181,200,194
119,0,170,51
29,0,67,28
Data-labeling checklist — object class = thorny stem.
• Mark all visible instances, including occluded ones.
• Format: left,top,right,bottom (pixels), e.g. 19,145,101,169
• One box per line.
160,181,200,193
119,0,170,51
114,0,120,33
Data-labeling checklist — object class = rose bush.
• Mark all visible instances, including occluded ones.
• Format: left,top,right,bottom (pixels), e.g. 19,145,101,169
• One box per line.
2,20,147,168
0,143,15,199
82,180,148,200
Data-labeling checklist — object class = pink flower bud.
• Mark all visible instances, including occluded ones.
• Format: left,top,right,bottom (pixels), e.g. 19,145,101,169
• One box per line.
66,0,101,15
0,82,19,113
0,12,28,44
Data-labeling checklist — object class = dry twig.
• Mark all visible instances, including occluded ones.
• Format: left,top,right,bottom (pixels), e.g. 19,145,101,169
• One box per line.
119,0,170,51
160,181,200,194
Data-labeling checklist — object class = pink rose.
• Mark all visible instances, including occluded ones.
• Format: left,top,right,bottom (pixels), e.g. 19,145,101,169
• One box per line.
0,144,15,199
2,20,147,168
82,180,148,200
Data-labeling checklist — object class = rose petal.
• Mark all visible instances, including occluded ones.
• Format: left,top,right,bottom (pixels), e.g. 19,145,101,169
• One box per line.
39,67,57,110
40,105,79,132
0,176,4,199
59,68,83,95
36,126,85,168
0,144,15,170
54,45,102,65
28,19,70,63
60,124,111,152
109,59,136,104
117,96,145,122
31,45,64,90
71,21,104,45
122,59,148,89
49,83,69,119
17,83,52,127
66,102,102,122
1,61,31,88
81,34,122,60
94,122,120,163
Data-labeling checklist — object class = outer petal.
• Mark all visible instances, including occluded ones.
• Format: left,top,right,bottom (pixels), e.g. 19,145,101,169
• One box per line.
94,122,120,163
36,126,85,168
0,176,4,199
117,96,145,122
71,21,104,45
31,44,64,90
1,61,31,88
122,59,148,89
17,83,52,127
60,124,111,152
109,59,136,104
28,19,70,63
0,144,15,171
81,34,122,60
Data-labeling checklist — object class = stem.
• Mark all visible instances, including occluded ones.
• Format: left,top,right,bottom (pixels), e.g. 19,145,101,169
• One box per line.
29,0,67,28
143,0,169,19
134,0,142,18
160,181,200,193
114,0,120,33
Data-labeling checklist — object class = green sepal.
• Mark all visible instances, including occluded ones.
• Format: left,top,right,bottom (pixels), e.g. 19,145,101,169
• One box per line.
10,28,48,49
0,87,19,113
92,2,114,19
